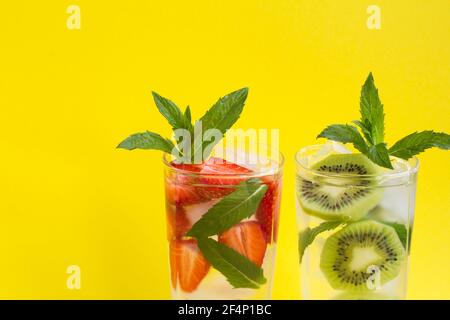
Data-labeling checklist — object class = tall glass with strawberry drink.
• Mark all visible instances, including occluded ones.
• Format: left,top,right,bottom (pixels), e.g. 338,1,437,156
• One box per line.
118,87,285,299
164,154,283,299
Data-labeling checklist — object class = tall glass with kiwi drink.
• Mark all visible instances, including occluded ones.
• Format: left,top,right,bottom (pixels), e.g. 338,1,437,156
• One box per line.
296,144,418,299
296,73,450,300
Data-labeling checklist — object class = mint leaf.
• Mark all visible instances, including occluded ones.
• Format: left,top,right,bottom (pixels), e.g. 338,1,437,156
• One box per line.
298,221,342,262
187,178,267,238
197,238,266,289
389,131,450,160
317,124,368,153
117,131,175,153
352,120,373,145
199,88,248,132
367,143,393,169
152,91,192,131
360,73,385,145
194,88,248,160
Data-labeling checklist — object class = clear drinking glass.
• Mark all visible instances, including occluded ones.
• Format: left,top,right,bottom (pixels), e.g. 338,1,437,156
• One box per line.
163,151,283,299
295,145,418,300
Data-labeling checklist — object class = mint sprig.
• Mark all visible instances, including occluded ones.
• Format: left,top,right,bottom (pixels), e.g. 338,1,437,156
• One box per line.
118,88,248,163
187,178,268,289
368,143,392,169
117,131,175,153
152,91,192,132
187,179,268,238
317,73,450,169
197,238,267,289
359,73,385,145
193,88,248,161
389,130,450,160
317,124,368,154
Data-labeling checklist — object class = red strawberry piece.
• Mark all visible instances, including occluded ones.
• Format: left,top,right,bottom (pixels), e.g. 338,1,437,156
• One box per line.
256,176,282,243
165,162,207,205
170,162,204,172
218,221,267,266
170,162,205,180
165,181,205,205
201,157,252,179
198,157,253,199
166,204,191,240
169,239,210,292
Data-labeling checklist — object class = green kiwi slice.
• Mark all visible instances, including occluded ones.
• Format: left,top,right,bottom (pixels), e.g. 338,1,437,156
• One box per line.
297,154,383,221
320,220,405,292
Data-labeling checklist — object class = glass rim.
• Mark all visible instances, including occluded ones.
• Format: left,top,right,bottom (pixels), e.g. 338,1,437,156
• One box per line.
162,151,285,178
295,144,419,180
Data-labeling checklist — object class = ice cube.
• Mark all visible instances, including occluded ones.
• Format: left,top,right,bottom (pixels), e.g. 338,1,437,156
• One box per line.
184,200,219,225
390,157,413,173
211,146,279,174
308,142,351,166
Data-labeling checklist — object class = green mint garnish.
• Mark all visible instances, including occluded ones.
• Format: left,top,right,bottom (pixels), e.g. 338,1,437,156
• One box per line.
317,72,450,169
298,221,342,262
151,91,192,132
117,131,175,153
367,143,392,169
317,124,368,154
194,88,248,160
187,178,268,238
389,130,450,160
117,88,249,163
186,178,268,289
359,73,385,145
197,238,267,289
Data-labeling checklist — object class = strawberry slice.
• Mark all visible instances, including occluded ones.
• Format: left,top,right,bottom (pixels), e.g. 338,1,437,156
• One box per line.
169,239,210,292
200,157,252,181
166,204,191,240
165,159,252,204
198,157,253,199
218,221,267,266
171,162,204,172
165,181,205,205
255,177,282,243
165,161,206,205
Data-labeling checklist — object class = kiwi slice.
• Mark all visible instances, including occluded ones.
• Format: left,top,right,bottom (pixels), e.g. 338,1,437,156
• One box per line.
320,220,405,292
297,154,383,221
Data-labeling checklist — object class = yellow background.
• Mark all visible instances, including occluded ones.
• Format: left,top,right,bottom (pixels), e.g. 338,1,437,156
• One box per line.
0,1,449,299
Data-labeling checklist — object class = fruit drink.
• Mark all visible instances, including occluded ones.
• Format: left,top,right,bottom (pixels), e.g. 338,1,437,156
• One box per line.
118,87,284,299
296,144,417,300
165,155,283,299
296,73,449,300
